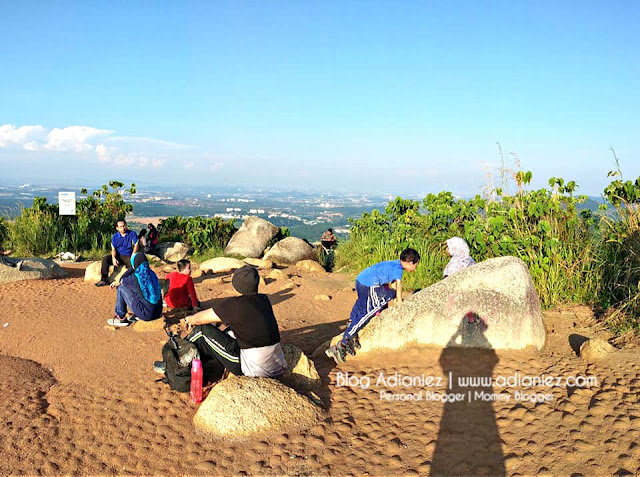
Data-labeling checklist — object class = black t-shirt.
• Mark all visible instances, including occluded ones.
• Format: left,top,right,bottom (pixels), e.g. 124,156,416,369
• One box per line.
213,294,281,349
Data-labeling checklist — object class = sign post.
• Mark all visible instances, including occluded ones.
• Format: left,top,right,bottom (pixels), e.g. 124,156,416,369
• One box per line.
58,192,76,216
58,192,77,259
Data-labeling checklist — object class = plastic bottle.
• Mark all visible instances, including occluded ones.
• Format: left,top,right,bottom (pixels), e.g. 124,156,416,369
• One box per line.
190,359,203,404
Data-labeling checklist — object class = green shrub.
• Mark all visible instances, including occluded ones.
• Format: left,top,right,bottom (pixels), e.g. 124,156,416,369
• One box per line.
158,215,237,255
7,181,136,256
339,171,603,311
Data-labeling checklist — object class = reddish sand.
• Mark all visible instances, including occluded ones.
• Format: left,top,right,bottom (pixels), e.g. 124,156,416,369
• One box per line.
1,262,639,475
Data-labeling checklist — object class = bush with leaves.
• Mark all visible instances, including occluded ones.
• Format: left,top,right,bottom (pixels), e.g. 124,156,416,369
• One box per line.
339,170,600,309
158,215,237,255
595,159,640,333
8,181,136,256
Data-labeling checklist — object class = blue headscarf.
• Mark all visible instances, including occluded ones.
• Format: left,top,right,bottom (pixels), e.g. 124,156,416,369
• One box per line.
131,252,162,304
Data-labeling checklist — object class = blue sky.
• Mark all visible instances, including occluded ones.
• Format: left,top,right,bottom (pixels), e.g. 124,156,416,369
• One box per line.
1,1,638,196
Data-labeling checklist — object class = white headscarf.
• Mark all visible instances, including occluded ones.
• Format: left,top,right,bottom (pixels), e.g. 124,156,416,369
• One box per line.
443,237,476,277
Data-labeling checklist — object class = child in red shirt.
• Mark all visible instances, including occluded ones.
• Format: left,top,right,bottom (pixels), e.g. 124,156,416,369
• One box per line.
164,259,201,311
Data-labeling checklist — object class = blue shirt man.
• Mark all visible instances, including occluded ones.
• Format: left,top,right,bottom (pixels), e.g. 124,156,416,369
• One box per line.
95,220,139,287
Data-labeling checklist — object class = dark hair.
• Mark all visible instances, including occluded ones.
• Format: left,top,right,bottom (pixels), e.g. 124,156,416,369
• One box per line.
139,228,147,237
117,219,127,225
400,248,420,263
177,259,190,272
328,228,333,233
148,223,157,229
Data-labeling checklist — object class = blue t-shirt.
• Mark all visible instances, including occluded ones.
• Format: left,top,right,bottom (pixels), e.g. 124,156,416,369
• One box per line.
356,259,403,287
111,230,138,256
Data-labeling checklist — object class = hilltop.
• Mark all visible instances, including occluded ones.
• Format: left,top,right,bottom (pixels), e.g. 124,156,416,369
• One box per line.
0,260,639,475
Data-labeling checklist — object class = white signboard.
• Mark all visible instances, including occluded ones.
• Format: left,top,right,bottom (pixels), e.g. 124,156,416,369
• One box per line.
58,192,76,216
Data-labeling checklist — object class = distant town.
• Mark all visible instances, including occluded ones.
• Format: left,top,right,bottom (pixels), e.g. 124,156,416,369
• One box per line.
0,182,405,241
0,182,606,241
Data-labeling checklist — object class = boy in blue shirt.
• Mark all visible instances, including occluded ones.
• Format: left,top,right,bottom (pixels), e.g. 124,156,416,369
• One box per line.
326,247,420,364
95,219,139,287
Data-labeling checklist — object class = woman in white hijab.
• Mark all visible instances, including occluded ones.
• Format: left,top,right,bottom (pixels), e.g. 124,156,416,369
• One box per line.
443,237,476,278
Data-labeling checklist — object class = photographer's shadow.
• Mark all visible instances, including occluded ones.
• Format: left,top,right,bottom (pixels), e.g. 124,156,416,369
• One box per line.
431,313,506,476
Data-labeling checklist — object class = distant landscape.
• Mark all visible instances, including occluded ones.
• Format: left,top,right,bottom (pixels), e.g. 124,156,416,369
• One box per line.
0,182,605,242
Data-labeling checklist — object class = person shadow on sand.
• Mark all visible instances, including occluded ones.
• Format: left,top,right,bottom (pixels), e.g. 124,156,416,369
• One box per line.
430,313,506,476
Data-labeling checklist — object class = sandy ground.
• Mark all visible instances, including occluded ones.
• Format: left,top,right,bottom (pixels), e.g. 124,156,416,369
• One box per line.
1,262,639,475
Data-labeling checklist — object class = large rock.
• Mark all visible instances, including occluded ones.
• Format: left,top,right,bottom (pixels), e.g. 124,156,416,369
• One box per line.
278,344,321,392
267,269,289,280
580,339,616,361
0,258,67,285
353,256,546,352
243,257,273,269
155,242,192,263
263,237,316,266
296,259,324,273
83,261,127,283
224,217,279,258
193,376,323,439
199,257,246,274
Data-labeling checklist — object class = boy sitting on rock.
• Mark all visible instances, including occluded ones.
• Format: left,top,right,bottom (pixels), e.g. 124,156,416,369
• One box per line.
326,247,420,364
164,259,201,311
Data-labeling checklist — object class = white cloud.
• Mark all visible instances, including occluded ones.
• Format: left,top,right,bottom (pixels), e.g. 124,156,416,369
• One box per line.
184,161,195,169
1,123,170,170
0,124,47,150
209,162,224,172
110,136,194,150
96,144,165,169
44,125,113,152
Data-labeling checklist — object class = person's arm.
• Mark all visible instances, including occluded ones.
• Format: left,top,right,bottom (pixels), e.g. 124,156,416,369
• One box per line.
393,279,402,306
187,277,200,311
132,233,140,253
111,244,119,267
185,307,222,328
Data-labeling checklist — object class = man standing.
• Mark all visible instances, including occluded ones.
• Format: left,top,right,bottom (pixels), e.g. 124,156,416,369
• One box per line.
95,219,139,287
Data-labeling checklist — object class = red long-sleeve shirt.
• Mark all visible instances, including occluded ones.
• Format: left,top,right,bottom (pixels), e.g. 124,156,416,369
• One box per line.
164,272,199,309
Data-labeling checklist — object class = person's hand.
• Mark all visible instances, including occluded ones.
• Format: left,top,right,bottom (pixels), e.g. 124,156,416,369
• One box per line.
112,257,119,267
185,315,193,331
109,281,118,289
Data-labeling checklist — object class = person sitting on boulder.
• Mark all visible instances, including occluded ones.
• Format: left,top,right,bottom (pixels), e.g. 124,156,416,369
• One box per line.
164,259,201,311
184,265,287,378
107,252,163,327
326,247,421,364
147,223,159,253
443,237,476,278
321,228,338,249
138,228,152,254
95,219,139,287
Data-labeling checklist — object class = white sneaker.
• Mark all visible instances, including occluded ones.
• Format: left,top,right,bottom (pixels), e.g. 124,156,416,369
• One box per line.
107,316,131,327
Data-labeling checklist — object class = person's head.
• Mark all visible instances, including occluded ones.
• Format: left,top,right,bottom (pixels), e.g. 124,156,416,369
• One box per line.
400,248,420,272
177,259,191,275
148,223,156,231
139,228,147,238
446,237,470,258
131,252,148,270
116,219,128,235
231,265,259,296
327,228,333,233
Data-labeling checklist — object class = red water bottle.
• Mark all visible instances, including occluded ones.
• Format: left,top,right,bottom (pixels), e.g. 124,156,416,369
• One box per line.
190,359,203,404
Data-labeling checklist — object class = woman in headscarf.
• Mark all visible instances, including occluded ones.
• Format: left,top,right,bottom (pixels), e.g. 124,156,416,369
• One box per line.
107,252,163,327
443,237,476,278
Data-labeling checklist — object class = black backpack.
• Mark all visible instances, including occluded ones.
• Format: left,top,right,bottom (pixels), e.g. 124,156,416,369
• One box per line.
162,334,197,393
161,331,225,393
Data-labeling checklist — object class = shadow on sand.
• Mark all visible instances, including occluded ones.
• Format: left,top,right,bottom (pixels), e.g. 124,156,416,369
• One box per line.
431,314,506,475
